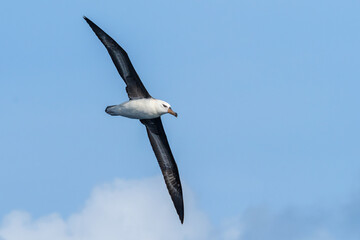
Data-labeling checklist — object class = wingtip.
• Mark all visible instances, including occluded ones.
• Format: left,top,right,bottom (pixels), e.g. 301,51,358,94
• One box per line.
83,16,96,27
176,199,184,224
83,16,90,23
179,208,184,224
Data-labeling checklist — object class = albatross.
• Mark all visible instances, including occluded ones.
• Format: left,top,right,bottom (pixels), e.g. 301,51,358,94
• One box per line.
84,17,184,223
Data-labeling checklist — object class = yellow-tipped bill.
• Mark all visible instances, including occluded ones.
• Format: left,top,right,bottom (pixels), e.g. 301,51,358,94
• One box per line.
168,108,178,117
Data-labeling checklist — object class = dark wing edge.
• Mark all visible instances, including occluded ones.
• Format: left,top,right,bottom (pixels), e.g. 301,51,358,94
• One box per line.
140,117,184,223
83,16,151,100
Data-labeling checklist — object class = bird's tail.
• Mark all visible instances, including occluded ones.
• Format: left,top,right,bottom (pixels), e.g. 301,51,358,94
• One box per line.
105,105,121,116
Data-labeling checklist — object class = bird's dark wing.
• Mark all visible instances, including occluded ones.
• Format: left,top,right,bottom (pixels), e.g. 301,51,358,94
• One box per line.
84,16,151,100
140,117,184,223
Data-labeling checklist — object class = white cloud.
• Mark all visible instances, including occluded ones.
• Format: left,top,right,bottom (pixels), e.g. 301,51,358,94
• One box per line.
0,177,211,240
0,177,359,240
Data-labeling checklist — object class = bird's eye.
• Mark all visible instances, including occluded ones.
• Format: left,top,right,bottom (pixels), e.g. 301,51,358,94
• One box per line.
162,104,167,108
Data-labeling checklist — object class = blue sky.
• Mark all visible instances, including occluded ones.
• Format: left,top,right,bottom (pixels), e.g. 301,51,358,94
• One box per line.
1,0,360,239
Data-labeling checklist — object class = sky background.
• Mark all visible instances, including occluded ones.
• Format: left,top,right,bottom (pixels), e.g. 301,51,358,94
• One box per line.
1,0,360,239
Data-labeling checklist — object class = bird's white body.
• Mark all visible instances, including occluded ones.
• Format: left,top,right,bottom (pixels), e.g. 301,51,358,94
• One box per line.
105,98,173,119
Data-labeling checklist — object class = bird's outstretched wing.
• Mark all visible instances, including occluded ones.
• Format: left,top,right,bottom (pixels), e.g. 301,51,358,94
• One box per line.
140,117,184,223
84,16,151,100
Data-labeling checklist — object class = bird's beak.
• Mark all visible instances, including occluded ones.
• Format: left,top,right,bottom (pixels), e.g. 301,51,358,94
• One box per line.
168,108,178,117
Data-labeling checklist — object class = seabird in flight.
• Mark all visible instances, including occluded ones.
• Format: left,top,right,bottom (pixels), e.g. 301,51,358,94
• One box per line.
84,17,184,223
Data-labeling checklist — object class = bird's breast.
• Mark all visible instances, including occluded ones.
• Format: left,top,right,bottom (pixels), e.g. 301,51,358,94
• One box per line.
116,99,160,119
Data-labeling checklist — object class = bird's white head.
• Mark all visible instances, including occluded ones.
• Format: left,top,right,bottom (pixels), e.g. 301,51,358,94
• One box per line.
155,99,178,117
